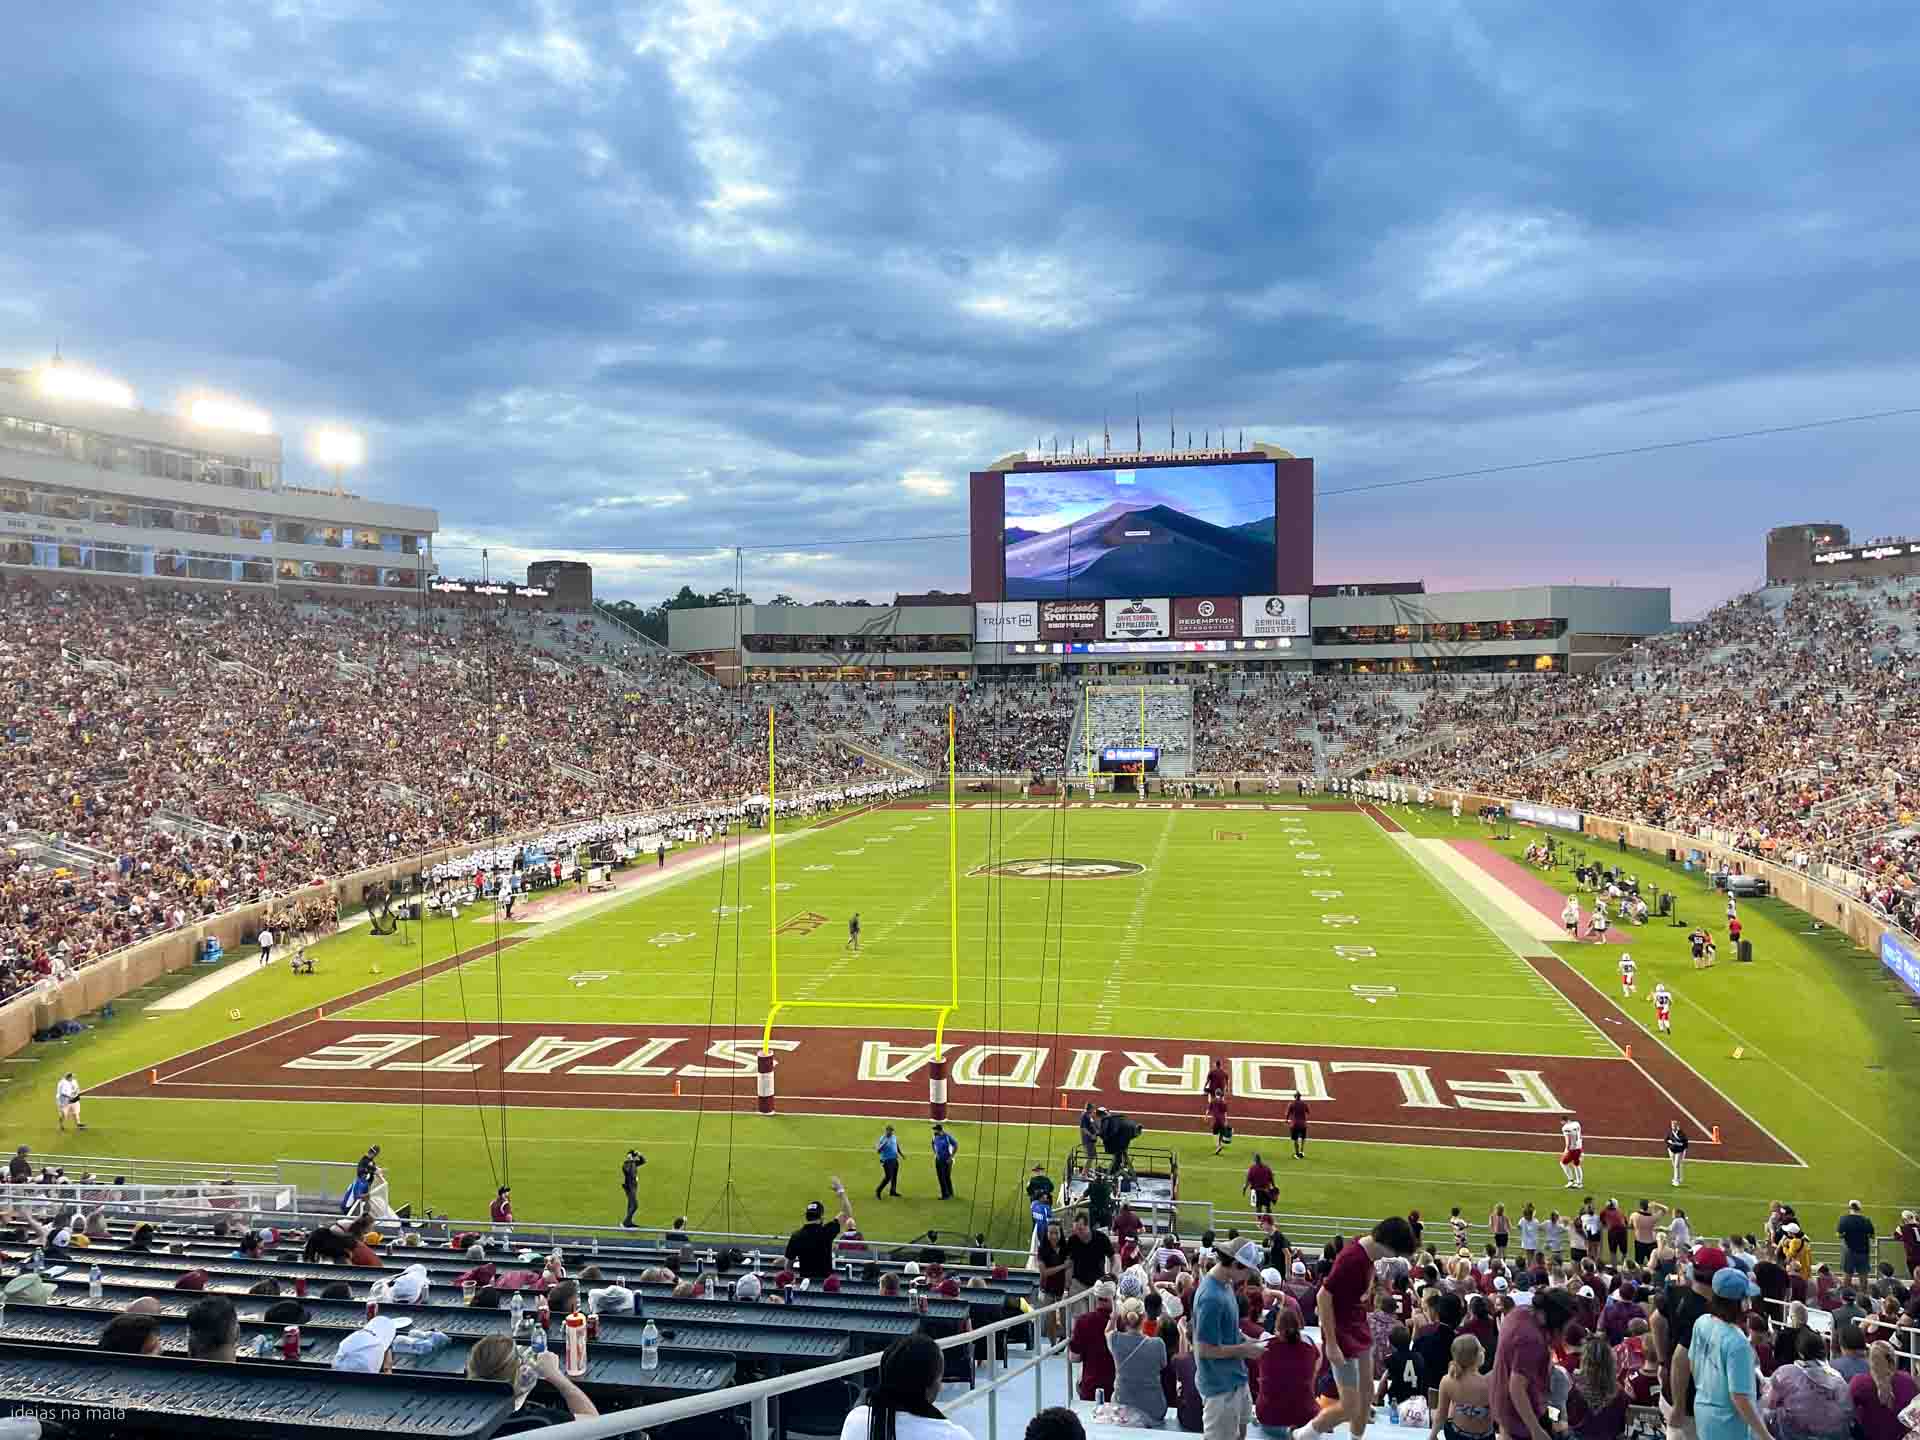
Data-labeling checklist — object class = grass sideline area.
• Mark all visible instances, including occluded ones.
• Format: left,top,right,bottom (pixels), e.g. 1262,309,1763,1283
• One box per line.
7,794,1915,1256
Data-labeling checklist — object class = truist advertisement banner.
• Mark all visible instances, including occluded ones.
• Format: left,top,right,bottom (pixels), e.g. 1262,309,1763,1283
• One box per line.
1171,596,1241,639
974,601,1037,642
1103,597,1171,640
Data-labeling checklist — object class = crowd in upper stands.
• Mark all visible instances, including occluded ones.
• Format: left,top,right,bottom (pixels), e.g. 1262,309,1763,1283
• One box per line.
0,580,879,1001
1381,577,1920,935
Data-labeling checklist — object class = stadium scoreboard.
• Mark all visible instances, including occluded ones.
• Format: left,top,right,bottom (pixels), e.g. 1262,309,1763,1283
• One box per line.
969,449,1314,650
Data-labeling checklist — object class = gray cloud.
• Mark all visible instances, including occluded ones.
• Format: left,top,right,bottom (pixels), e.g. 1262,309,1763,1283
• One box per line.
3,0,1918,611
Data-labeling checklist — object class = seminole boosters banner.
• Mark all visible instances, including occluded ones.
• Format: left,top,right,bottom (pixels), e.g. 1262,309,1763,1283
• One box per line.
1242,594,1310,637
1171,596,1240,639
1103,597,1171,640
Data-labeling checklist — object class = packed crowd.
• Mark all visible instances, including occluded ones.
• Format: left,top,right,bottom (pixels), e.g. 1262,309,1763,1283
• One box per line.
1024,1180,1920,1437
0,580,877,1000
1377,579,1920,935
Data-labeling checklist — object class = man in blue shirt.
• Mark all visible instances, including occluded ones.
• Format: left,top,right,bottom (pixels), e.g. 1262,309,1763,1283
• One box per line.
873,1124,901,1199
1192,1238,1266,1438
931,1123,959,1200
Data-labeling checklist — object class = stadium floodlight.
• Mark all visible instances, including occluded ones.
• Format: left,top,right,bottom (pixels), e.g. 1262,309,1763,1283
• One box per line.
32,361,135,410
308,425,365,470
187,394,272,436
308,425,365,494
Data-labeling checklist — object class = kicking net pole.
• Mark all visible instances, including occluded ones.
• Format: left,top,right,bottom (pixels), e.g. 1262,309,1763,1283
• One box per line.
758,704,779,1111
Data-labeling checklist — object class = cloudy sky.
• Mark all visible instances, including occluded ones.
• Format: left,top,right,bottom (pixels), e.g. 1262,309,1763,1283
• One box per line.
5,0,1918,614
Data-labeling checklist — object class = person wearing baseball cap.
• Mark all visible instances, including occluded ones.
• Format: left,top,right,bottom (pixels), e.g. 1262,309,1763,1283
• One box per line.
1192,1237,1267,1435
1685,1267,1769,1440
1307,1216,1418,1440
334,1315,401,1374
1661,1245,1730,1440
784,1177,853,1281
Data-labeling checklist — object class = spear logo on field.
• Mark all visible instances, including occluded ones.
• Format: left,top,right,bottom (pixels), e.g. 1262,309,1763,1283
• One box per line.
968,858,1146,880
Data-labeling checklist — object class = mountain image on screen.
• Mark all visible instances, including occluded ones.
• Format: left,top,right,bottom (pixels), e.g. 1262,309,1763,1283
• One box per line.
1004,496,1275,600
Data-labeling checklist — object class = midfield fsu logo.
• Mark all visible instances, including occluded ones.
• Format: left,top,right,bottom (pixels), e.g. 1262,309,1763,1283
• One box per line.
968,858,1145,880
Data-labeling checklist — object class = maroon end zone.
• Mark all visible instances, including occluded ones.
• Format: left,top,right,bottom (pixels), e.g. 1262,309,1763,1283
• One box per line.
95,951,1798,1166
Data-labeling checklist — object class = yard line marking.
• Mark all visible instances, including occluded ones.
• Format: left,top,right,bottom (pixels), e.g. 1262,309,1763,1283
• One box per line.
1658,980,1915,1172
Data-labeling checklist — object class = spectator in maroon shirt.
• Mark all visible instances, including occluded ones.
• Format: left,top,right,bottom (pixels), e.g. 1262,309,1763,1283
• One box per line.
1112,1201,1143,1250
1490,1289,1576,1440
1306,1215,1417,1440
1850,1342,1918,1440
1069,1280,1116,1401
1286,1093,1310,1159
1257,1303,1322,1433
1239,1155,1277,1218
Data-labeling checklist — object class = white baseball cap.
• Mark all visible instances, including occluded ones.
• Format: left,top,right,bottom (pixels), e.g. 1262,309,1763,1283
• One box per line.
387,1264,430,1305
333,1316,399,1373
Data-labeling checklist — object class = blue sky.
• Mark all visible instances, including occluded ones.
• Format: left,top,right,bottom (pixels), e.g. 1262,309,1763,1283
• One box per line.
4,1,1918,614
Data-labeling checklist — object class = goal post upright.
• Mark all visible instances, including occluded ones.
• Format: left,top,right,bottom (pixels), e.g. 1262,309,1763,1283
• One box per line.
755,702,961,1120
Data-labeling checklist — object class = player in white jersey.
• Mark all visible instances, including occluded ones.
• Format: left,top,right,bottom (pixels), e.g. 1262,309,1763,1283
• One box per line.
1559,1116,1584,1188
1589,899,1609,942
1653,983,1673,1033
1562,896,1581,939
1618,952,1636,998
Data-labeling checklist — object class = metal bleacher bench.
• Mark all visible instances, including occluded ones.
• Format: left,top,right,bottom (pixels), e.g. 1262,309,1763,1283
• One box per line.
0,1299,737,1402
0,1340,513,1438
48,1259,975,1344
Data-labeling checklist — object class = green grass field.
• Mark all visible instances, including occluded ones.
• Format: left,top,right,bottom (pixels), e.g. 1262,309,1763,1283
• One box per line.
8,798,1916,1258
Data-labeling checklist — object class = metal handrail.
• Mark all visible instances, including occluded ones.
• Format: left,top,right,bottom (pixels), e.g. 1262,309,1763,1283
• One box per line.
530,1288,1077,1439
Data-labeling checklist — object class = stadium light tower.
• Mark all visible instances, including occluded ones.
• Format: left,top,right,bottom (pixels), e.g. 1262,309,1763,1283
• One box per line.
186,393,272,436
308,425,365,494
32,359,135,409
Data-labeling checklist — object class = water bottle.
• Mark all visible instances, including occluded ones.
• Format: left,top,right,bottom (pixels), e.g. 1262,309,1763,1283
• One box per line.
509,1292,525,1336
563,1309,588,1377
88,1264,103,1299
531,1326,548,1357
641,1320,659,1372
1390,1401,1402,1427
30,1248,43,1273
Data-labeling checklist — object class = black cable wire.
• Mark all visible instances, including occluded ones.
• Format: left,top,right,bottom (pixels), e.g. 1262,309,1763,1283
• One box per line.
443,907,500,1188
1315,406,1920,498
426,403,1920,565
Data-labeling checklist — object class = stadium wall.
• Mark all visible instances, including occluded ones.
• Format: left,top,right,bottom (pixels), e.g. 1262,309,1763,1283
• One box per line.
1429,786,1913,962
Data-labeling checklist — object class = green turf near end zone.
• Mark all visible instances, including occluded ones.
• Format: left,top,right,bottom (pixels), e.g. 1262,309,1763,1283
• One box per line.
7,799,1915,1256
344,803,1601,1055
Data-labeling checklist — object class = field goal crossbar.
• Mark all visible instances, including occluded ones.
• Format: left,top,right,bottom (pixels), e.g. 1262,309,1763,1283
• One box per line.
757,706,961,1115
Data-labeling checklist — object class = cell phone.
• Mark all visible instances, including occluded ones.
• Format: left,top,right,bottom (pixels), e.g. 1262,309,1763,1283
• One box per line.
1547,1408,1562,1425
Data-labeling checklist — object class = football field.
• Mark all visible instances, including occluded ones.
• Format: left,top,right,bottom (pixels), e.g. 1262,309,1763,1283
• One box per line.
31,797,1920,1251
340,802,1606,1054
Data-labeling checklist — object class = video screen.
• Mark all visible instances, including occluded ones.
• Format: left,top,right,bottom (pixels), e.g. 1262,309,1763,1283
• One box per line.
1002,461,1277,601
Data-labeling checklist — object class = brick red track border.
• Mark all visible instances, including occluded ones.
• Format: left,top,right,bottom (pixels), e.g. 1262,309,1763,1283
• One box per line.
95,943,1798,1166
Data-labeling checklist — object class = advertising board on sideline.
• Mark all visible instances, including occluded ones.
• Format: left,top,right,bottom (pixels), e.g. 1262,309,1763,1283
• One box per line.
1882,931,1920,1001
1511,801,1583,832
